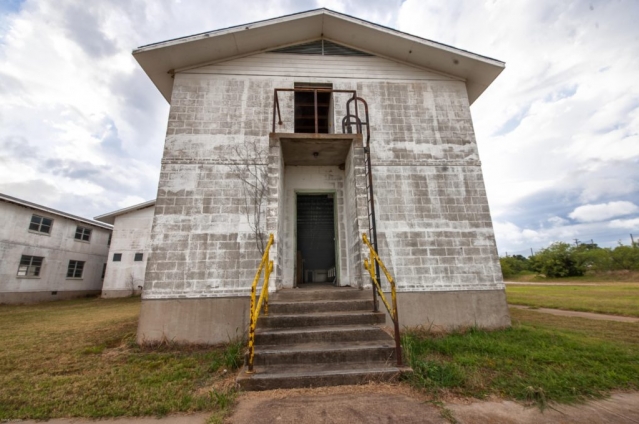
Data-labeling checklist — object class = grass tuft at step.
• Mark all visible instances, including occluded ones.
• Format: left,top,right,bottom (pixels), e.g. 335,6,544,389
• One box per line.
402,308,639,407
0,297,241,420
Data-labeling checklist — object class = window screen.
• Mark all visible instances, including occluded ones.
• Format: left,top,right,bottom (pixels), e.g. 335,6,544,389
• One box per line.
74,226,92,242
17,255,43,277
29,215,53,234
67,260,85,278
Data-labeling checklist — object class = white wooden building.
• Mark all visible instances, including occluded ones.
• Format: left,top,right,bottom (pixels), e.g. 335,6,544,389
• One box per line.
0,193,112,304
95,200,155,298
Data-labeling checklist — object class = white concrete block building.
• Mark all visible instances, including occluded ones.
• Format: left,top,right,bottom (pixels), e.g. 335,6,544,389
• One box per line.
0,193,112,304
95,200,155,298
132,9,510,344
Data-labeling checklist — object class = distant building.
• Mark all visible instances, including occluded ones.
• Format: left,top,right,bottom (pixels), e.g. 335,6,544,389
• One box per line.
95,200,155,298
0,193,112,304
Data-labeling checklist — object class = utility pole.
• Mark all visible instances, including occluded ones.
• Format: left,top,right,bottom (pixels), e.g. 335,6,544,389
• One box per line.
631,234,636,247
573,239,580,246
530,248,534,256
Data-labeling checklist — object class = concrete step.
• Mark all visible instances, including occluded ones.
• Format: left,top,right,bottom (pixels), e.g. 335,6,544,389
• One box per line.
271,287,370,301
255,324,392,345
257,311,386,329
268,299,374,314
252,340,396,366
236,361,410,391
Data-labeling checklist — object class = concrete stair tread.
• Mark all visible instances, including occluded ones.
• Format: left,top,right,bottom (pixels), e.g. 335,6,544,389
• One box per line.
262,310,383,318
239,361,410,379
255,340,395,354
269,299,371,305
255,324,389,335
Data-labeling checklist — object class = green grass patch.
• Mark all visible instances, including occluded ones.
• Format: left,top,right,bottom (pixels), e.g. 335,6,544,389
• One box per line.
402,308,639,407
506,283,639,317
505,271,639,283
0,297,243,420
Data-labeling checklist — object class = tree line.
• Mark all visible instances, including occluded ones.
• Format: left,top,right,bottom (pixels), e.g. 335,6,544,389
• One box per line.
500,241,639,278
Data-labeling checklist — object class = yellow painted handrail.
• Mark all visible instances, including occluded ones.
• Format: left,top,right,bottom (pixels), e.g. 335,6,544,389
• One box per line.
362,233,403,366
246,233,274,373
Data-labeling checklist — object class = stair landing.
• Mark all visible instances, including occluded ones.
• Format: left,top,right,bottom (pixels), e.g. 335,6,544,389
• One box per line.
236,284,411,391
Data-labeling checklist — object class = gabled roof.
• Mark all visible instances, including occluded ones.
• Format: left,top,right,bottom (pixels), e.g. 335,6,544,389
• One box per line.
0,193,113,230
133,8,504,105
94,200,156,225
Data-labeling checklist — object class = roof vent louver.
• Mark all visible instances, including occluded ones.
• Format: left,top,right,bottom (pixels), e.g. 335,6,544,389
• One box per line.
268,39,372,56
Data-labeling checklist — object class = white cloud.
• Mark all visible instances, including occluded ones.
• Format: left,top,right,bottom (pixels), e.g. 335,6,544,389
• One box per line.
117,195,147,209
548,216,568,227
569,201,639,222
609,218,639,230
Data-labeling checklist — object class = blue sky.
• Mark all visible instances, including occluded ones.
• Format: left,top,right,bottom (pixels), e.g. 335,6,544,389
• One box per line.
0,0,638,255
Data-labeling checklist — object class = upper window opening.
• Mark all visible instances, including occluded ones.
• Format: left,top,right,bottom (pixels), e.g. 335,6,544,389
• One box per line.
74,226,92,242
134,253,144,262
67,260,85,279
18,255,43,277
294,83,332,134
113,253,122,262
29,215,53,234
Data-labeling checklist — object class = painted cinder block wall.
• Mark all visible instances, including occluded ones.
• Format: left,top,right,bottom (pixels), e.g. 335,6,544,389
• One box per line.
0,200,111,304
138,51,510,343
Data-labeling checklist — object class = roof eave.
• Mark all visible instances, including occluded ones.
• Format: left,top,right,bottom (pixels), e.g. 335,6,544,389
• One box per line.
133,8,505,104
94,200,156,225
0,193,113,230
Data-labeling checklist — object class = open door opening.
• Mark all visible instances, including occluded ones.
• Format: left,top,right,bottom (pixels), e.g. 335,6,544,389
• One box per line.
294,83,333,134
296,194,336,285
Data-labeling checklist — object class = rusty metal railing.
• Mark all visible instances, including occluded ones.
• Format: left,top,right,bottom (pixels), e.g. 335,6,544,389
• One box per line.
245,234,274,374
272,88,364,134
362,233,402,366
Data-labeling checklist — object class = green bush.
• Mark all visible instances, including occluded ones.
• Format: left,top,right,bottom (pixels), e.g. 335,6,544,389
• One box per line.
504,241,639,278
610,245,639,271
499,255,529,278
529,242,585,278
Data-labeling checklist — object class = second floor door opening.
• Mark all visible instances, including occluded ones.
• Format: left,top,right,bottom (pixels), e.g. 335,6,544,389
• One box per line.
294,83,333,134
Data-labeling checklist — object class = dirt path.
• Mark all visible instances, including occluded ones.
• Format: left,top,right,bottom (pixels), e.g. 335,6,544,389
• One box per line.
509,304,639,323
228,388,639,424
449,392,639,424
505,281,621,286
16,387,639,423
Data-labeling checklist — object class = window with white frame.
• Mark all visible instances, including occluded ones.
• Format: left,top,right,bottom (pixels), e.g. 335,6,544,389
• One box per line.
67,260,85,278
17,255,44,277
29,215,53,234
74,226,92,242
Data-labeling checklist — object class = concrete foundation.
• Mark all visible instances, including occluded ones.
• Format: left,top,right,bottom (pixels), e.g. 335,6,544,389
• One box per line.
380,289,511,331
136,289,509,346
0,290,101,305
137,297,250,345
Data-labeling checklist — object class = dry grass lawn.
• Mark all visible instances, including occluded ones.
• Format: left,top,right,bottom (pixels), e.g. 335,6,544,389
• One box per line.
0,297,239,420
506,283,639,317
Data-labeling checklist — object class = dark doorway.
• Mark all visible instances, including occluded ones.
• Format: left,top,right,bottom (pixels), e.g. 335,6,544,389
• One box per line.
296,194,336,284
294,83,332,133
